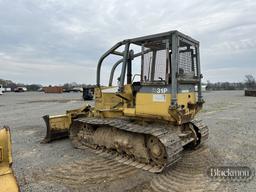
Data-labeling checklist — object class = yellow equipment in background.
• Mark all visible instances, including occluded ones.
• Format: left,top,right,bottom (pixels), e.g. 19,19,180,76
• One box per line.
43,31,209,173
0,127,19,192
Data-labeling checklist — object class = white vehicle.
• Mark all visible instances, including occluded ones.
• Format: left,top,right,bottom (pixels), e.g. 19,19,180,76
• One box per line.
14,87,27,92
0,84,3,95
4,87,11,92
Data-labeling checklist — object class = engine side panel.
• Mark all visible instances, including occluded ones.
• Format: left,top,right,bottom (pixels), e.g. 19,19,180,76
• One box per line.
135,92,196,119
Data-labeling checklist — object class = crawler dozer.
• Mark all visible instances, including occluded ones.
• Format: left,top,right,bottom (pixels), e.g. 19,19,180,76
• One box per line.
43,31,209,173
0,127,19,191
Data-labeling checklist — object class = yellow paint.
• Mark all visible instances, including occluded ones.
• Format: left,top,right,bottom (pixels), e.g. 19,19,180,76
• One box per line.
123,108,136,116
0,127,19,192
136,93,171,118
95,86,123,110
0,128,12,166
0,171,19,192
0,147,3,162
94,85,134,117
94,84,197,122
49,106,89,129
135,92,196,119
48,114,71,131
44,82,199,141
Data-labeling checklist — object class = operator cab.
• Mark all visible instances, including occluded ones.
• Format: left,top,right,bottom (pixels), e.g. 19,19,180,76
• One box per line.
96,31,203,122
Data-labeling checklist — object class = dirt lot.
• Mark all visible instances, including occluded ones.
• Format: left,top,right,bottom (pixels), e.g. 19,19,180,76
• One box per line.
0,91,255,192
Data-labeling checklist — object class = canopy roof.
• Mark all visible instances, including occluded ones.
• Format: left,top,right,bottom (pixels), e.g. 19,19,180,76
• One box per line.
125,30,199,49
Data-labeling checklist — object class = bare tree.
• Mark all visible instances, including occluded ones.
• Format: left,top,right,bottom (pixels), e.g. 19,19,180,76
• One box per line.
245,75,256,89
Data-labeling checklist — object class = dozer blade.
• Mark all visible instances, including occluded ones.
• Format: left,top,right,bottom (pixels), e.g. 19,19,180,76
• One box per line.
42,114,71,143
42,105,91,143
0,127,20,192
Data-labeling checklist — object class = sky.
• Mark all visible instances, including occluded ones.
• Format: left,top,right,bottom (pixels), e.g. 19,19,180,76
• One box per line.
0,0,255,85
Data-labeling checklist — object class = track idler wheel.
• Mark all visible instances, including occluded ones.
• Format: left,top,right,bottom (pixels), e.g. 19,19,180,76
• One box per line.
146,136,167,166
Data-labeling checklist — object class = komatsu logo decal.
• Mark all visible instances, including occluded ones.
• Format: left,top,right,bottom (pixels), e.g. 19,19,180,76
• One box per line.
152,87,168,94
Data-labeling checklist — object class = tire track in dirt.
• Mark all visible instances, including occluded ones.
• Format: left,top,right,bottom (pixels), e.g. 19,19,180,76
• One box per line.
36,145,227,192
125,145,228,192
149,145,228,192
35,152,139,191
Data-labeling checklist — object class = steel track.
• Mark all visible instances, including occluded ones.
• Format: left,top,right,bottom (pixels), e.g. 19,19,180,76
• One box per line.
71,117,208,173
74,117,183,173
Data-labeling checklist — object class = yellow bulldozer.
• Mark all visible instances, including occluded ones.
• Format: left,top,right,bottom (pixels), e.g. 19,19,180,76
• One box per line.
0,127,19,191
43,30,208,173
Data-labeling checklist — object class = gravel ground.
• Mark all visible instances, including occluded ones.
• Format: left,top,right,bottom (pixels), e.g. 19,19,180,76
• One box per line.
0,91,255,192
